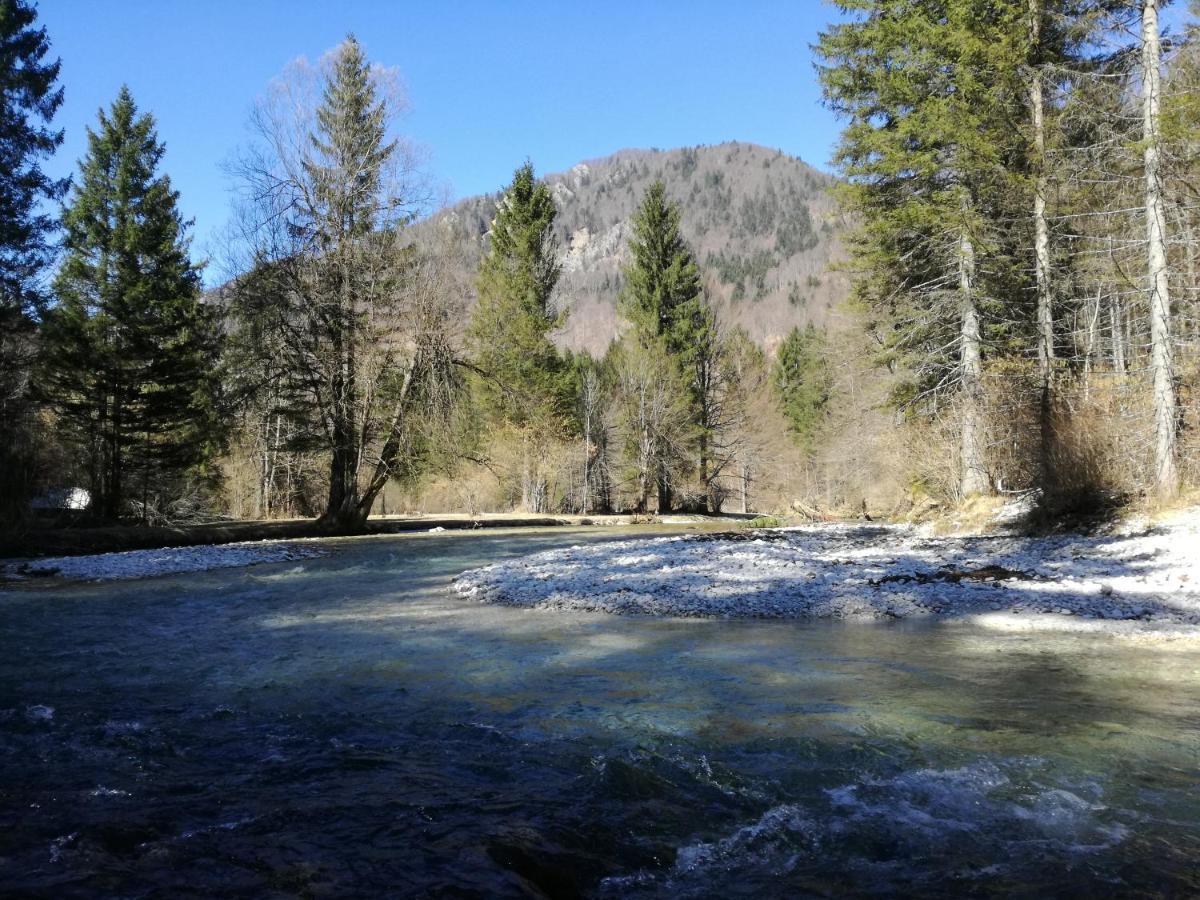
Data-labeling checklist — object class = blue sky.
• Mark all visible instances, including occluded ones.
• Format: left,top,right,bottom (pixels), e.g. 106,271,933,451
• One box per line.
37,1,1195,281
39,1,846,276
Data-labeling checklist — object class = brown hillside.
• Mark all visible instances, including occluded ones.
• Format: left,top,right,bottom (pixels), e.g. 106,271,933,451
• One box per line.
422,141,850,357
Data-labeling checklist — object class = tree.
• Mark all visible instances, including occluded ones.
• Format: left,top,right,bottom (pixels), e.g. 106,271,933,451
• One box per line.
712,328,770,513
466,162,571,512
230,36,459,532
773,324,832,456
619,181,705,511
817,1,1030,498
0,0,66,514
611,337,694,513
568,351,615,513
41,87,219,521
1140,0,1179,497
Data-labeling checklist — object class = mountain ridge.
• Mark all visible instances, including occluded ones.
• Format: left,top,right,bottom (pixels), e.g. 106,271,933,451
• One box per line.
425,141,850,357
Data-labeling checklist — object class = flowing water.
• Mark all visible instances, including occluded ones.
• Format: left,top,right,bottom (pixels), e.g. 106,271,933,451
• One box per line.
1,526,1198,897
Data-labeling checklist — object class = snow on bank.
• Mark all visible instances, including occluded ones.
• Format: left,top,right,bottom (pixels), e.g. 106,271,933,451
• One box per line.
2,541,325,582
452,509,1200,629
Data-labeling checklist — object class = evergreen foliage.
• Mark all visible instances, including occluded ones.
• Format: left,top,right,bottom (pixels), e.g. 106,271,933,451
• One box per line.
41,87,220,520
0,0,66,516
621,181,703,353
230,35,458,531
816,0,1037,496
465,162,573,511
0,0,65,329
773,324,831,455
468,162,571,431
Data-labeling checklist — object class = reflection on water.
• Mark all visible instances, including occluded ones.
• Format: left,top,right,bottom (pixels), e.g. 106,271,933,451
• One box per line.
1,527,1198,897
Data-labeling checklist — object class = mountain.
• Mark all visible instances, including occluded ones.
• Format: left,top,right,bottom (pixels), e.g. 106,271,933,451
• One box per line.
426,141,850,357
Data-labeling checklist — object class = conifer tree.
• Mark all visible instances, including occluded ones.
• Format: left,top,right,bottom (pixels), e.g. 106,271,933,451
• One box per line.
41,87,217,520
773,324,832,456
232,36,459,531
619,181,706,511
621,181,703,353
467,162,570,511
817,1,1028,498
0,0,66,513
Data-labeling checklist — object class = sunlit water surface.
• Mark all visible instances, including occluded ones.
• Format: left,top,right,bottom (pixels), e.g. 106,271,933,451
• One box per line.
1,526,1198,897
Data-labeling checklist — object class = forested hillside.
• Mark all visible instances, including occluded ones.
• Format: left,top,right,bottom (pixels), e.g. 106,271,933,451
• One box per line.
5,1,1200,536
423,142,850,356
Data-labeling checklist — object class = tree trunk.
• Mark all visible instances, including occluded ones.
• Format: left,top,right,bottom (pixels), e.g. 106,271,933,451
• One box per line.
1029,2,1055,380
520,437,531,511
1110,291,1127,374
1082,288,1102,391
1141,0,1179,497
959,224,990,497
582,429,591,514
108,392,124,520
656,468,672,514
1029,4,1056,493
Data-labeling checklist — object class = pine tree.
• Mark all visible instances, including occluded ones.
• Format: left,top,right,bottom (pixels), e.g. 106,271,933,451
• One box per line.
467,162,570,511
619,181,706,511
817,0,1029,498
0,0,66,514
773,324,832,456
41,87,217,521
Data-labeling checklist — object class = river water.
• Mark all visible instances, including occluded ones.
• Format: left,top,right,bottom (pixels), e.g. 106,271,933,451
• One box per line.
1,526,1198,897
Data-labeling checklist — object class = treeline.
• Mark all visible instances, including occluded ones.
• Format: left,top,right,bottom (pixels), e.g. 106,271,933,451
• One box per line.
0,7,829,531
816,0,1200,509
460,169,784,517
1,2,221,525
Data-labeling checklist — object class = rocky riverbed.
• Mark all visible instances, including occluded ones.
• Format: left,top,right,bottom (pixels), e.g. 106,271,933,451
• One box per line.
453,509,1200,633
1,540,325,582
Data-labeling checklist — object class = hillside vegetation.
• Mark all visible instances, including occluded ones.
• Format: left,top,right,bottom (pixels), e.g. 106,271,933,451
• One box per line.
426,142,850,356
6,2,1200,536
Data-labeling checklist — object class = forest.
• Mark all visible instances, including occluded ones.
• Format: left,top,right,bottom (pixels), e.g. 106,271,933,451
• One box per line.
5,4,1200,896
3,0,1200,537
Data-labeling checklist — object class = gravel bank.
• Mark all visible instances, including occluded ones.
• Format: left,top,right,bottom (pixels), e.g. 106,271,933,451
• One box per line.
2,541,324,582
452,510,1200,631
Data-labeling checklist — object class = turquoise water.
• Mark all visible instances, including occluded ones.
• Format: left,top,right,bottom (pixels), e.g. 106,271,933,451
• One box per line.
1,527,1198,897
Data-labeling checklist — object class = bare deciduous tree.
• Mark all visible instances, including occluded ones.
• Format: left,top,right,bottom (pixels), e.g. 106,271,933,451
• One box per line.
228,36,461,531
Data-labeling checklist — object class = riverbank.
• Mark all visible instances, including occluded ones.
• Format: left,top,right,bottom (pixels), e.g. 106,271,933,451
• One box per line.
1,540,327,582
453,508,1200,634
0,512,714,561
0,517,746,582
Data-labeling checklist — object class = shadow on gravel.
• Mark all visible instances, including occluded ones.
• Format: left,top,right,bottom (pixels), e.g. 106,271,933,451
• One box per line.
462,525,1191,624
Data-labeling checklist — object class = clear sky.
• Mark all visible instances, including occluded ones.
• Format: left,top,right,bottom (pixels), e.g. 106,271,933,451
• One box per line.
36,1,1195,282
38,1,846,279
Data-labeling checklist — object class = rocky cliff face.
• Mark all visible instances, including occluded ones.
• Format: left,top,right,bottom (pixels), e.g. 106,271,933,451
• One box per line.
425,141,850,357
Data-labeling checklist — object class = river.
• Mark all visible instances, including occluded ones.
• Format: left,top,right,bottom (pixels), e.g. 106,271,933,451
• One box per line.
1,526,1197,896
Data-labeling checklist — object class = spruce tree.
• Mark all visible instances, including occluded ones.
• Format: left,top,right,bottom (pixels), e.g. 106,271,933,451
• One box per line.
467,162,570,511
621,181,703,353
303,35,399,527
817,1,1029,498
41,87,217,521
619,181,706,511
773,324,832,456
0,0,66,513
